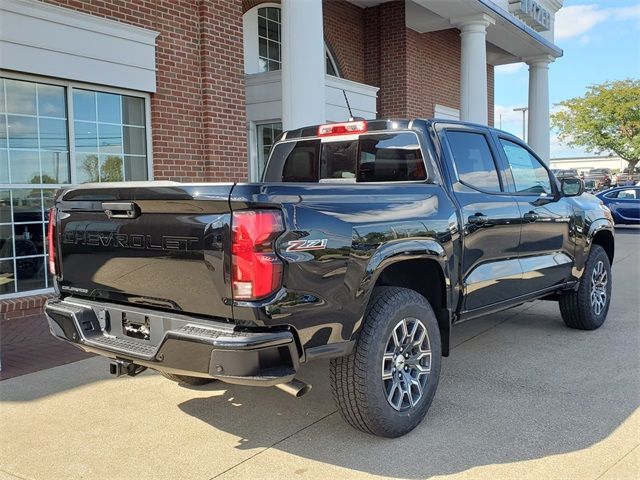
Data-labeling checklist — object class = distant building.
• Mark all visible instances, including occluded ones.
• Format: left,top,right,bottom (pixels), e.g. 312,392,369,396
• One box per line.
550,156,627,173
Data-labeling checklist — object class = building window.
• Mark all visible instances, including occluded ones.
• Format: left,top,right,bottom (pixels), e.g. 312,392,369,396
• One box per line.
256,122,282,180
73,90,148,183
245,5,341,77
0,76,150,298
258,7,281,72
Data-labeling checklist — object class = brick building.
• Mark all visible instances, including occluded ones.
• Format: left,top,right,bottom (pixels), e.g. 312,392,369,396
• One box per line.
0,0,563,307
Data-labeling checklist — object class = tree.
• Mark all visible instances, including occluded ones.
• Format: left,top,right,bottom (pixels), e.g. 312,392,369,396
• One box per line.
551,79,640,173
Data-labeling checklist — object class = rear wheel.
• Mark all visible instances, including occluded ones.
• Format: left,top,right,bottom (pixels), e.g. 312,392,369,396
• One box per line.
160,373,216,386
330,287,441,437
559,244,612,330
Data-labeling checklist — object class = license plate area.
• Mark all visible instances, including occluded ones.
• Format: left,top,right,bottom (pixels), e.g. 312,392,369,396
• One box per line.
122,311,151,341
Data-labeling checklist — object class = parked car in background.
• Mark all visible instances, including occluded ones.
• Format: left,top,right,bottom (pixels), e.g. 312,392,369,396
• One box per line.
585,168,614,191
552,168,579,180
597,187,640,225
614,167,640,187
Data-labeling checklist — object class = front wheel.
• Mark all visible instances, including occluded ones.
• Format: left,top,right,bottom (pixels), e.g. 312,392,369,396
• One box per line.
559,244,612,330
330,287,441,437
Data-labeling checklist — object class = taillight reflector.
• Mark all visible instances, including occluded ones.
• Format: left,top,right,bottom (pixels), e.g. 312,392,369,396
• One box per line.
231,210,284,301
317,120,367,137
47,208,57,276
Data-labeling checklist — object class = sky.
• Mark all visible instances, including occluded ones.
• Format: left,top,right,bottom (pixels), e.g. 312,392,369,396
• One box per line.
494,0,640,159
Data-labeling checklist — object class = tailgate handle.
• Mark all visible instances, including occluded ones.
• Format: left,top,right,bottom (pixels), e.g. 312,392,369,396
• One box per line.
103,202,140,219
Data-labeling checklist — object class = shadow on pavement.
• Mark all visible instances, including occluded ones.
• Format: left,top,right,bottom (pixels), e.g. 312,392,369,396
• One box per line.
178,266,639,478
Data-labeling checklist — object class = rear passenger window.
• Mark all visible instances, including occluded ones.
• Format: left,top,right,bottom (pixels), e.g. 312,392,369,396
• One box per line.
267,140,319,182
446,131,501,192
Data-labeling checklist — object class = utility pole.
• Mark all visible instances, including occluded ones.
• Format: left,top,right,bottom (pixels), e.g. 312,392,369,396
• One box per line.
513,107,528,142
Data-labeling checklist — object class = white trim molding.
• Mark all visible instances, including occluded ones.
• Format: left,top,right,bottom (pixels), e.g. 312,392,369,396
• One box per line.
0,0,159,92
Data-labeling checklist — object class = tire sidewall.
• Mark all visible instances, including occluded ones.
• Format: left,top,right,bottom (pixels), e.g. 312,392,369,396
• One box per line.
360,289,442,435
578,245,612,328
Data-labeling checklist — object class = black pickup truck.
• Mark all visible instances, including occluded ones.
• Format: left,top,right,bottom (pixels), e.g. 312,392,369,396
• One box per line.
45,119,615,437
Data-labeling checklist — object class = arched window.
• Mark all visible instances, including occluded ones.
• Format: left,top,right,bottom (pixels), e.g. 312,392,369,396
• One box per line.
243,4,341,77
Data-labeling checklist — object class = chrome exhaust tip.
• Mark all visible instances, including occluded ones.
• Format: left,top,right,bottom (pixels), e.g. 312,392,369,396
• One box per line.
275,378,312,398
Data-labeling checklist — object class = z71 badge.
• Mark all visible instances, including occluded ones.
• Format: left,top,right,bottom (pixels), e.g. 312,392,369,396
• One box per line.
285,239,328,252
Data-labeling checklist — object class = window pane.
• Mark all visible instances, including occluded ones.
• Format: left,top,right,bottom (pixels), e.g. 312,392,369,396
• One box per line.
13,223,43,256
74,121,98,151
8,150,40,184
357,133,425,182
41,151,70,184
42,189,56,210
266,140,320,182
0,190,11,223
39,118,67,150
0,150,8,183
258,16,267,38
5,79,36,115
12,189,42,223
0,224,13,258
76,154,99,183
122,96,145,126
0,259,15,294
16,256,45,292
0,79,5,113
268,40,280,62
500,139,552,195
73,90,96,122
0,115,6,149
267,20,279,41
321,140,357,181
7,115,38,149
124,155,148,181
37,84,66,118
100,155,124,182
123,126,146,155
97,92,121,124
266,7,279,21
447,131,501,192
98,123,123,154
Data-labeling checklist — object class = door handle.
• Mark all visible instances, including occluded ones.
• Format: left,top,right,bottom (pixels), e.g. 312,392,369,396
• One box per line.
468,213,489,225
523,212,539,223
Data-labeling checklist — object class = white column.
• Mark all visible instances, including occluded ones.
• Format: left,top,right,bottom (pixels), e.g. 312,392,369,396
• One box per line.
281,0,326,130
526,56,554,163
454,14,494,125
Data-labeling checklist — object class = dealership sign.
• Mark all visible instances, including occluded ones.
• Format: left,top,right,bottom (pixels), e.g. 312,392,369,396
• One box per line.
509,0,552,31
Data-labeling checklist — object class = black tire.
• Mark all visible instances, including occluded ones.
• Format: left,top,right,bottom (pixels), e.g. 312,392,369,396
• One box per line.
160,373,216,386
330,287,442,437
559,244,612,330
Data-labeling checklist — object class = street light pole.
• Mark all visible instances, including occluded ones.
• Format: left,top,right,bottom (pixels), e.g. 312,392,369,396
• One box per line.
513,107,528,142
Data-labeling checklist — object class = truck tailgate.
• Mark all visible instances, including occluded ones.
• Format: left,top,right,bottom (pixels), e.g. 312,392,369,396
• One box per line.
56,183,233,319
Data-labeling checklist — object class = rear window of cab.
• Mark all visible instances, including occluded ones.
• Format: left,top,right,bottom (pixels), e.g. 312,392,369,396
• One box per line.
263,132,426,183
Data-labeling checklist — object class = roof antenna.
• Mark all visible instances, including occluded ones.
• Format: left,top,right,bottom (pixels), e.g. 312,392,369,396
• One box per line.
343,90,354,121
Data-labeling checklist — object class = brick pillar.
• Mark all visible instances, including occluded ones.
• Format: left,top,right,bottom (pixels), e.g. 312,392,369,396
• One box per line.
199,0,247,182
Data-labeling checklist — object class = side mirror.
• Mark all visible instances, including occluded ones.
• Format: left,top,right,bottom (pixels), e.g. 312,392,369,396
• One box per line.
561,177,584,197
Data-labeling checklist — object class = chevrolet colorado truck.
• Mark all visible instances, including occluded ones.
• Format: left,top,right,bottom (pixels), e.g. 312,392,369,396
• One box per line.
45,119,615,437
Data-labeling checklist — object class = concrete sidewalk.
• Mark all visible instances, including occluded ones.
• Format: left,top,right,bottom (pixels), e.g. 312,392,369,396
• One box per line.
1,227,638,480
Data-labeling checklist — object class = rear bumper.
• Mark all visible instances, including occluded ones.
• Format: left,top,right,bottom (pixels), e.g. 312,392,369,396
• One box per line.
44,298,299,386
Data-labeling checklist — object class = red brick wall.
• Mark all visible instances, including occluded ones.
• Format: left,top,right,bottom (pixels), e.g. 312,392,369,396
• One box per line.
42,0,247,182
323,0,365,83
406,28,461,119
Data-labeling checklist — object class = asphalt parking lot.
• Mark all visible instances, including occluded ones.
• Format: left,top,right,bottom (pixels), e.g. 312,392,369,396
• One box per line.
1,227,638,480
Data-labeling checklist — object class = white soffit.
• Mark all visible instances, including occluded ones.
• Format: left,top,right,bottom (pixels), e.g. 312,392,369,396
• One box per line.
0,0,159,92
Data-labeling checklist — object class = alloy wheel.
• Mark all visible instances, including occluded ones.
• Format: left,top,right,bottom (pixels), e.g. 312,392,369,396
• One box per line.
590,260,608,316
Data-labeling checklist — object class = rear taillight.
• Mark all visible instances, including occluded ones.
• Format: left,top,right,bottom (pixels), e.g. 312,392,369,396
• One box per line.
47,207,57,276
231,210,284,301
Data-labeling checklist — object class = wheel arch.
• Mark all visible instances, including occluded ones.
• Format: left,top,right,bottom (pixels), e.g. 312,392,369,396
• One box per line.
364,252,452,357
591,228,614,265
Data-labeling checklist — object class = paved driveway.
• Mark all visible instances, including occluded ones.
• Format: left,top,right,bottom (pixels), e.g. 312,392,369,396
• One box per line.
1,228,639,480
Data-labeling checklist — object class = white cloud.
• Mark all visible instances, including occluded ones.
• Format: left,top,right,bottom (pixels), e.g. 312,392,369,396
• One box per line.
555,5,607,40
495,63,525,74
555,4,640,41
